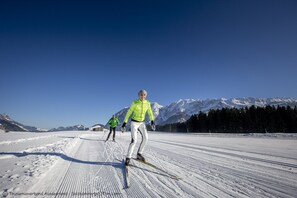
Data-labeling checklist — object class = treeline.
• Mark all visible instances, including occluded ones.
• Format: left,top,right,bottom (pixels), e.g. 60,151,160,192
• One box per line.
157,106,297,133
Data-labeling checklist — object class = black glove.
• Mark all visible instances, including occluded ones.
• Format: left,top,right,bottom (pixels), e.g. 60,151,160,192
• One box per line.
151,121,156,131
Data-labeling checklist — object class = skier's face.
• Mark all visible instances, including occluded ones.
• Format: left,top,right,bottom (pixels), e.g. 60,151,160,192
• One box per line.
139,93,146,101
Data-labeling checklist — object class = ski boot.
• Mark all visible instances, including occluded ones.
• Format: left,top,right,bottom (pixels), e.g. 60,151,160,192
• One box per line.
125,158,130,166
137,153,145,162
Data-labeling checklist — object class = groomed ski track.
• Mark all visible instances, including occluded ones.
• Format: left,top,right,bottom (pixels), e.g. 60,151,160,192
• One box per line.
22,132,297,198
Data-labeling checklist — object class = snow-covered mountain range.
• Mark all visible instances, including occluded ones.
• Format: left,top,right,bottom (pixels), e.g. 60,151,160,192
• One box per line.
0,114,46,132
48,125,88,132
112,98,297,126
0,114,89,132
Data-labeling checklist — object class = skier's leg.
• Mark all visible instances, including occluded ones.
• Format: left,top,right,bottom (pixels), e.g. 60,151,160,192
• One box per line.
137,123,148,155
106,127,112,141
112,127,116,140
126,122,139,158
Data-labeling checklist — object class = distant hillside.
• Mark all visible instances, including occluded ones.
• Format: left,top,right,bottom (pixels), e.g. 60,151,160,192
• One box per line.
0,113,103,132
0,114,44,132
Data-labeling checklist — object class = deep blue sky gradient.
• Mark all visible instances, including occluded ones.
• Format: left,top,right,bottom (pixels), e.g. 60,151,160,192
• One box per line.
0,0,297,128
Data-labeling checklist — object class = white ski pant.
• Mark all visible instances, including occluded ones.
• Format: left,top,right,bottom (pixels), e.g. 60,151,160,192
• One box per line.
127,121,148,158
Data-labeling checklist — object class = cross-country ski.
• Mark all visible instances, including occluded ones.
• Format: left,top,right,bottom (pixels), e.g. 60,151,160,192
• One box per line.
132,158,181,180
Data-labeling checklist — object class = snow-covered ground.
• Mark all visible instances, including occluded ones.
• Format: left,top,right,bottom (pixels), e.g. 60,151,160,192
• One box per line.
0,130,297,197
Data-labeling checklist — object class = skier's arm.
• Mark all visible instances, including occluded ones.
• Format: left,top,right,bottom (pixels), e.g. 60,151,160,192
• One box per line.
124,102,136,123
147,103,154,121
148,103,156,131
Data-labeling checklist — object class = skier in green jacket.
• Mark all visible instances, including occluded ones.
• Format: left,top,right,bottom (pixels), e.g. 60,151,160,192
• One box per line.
106,115,120,142
121,89,155,165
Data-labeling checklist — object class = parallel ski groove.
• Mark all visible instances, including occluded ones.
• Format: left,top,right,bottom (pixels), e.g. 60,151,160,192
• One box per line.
148,139,297,197
153,140,297,169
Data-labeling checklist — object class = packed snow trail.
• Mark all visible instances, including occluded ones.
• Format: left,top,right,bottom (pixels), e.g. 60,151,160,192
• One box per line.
0,131,297,197
25,133,188,197
25,134,127,197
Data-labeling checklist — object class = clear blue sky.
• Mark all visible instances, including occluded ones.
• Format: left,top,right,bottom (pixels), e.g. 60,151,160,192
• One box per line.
0,0,296,129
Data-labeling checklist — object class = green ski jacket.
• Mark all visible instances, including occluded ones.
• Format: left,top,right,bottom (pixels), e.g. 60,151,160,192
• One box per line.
124,99,154,123
108,117,120,128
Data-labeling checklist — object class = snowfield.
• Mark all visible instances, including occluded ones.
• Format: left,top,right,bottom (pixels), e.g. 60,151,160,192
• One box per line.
0,130,297,197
